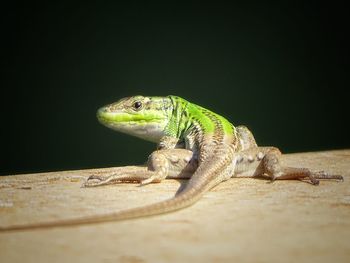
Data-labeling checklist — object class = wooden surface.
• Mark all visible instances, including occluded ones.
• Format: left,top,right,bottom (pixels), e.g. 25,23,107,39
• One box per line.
0,150,349,263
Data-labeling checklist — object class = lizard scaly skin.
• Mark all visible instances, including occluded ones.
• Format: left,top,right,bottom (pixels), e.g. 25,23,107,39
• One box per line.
0,95,343,231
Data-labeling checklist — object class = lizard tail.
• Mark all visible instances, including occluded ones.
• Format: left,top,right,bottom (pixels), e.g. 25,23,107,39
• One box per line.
0,173,220,232
0,183,209,232
0,153,232,232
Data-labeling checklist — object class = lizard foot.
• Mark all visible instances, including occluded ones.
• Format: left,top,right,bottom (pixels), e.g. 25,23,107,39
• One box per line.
270,167,343,185
83,174,139,187
83,168,155,187
82,174,121,187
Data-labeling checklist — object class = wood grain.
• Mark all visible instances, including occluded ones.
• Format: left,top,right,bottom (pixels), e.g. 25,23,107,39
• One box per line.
0,150,349,263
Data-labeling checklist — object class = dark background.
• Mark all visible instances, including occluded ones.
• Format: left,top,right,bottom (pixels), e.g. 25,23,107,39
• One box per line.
1,2,348,175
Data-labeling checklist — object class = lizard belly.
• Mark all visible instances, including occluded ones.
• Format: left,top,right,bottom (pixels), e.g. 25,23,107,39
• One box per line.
234,148,266,177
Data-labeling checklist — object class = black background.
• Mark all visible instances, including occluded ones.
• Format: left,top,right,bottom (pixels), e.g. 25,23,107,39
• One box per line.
1,2,348,175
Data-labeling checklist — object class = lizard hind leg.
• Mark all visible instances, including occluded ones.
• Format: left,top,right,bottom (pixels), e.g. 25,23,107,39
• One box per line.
83,149,196,187
261,147,343,185
270,167,343,185
83,167,153,187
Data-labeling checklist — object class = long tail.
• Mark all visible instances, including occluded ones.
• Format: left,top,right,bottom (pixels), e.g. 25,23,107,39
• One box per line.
0,162,225,232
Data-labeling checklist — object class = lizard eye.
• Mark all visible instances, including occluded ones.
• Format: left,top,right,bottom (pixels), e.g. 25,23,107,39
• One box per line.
132,101,142,111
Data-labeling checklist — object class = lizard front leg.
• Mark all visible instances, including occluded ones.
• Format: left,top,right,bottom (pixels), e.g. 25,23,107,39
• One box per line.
235,147,343,184
84,149,197,187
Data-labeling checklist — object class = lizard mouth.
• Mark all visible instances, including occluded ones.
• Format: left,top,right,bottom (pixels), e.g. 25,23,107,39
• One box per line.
96,107,166,143
97,107,165,125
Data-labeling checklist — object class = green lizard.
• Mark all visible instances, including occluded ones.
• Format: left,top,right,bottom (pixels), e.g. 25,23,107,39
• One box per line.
0,95,343,231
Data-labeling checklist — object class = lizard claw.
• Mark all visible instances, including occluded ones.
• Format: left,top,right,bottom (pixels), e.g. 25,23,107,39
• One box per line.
140,176,156,185
309,177,320,185
140,175,163,186
87,175,103,181
313,171,344,181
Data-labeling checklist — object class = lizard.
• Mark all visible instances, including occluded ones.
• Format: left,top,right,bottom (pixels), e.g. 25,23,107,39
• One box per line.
0,95,343,232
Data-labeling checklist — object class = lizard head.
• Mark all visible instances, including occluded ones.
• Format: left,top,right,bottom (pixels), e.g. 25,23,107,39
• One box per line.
97,96,173,142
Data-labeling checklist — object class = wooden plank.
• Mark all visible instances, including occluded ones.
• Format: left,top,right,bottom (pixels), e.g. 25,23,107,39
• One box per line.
0,150,349,263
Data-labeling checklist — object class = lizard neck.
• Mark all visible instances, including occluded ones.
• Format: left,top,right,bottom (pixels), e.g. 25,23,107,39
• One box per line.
167,96,240,162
